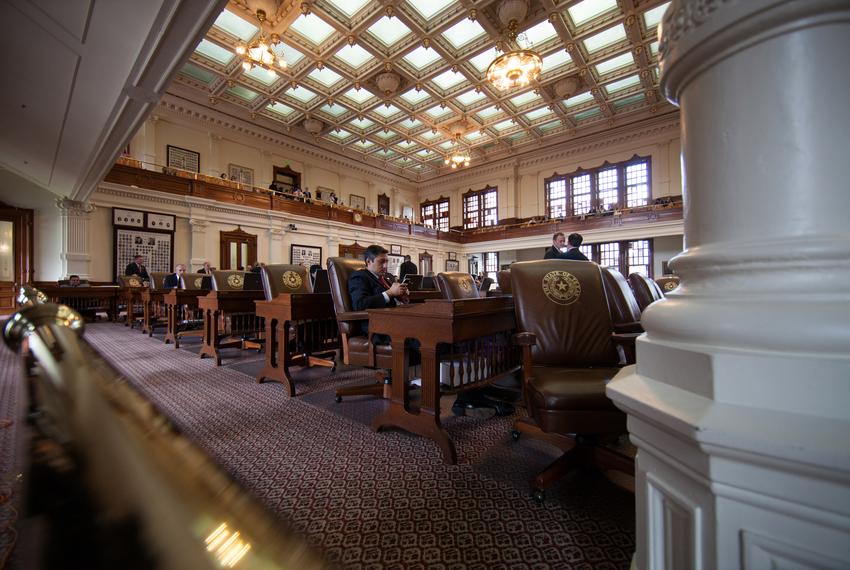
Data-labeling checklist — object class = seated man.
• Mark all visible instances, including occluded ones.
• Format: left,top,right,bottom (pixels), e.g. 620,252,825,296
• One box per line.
60,274,90,287
348,245,409,344
163,264,186,288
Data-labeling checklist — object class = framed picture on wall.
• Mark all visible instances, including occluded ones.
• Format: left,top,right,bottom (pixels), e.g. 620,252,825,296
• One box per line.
447,252,456,260
390,244,401,255
166,145,200,173
446,259,460,272
387,254,404,277
349,194,366,210
290,244,322,268
228,163,254,186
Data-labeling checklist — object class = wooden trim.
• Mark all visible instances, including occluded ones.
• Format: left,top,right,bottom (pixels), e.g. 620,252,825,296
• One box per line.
219,227,257,270
0,202,34,314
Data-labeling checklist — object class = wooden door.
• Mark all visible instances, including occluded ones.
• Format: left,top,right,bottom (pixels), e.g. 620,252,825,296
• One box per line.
0,203,34,314
219,227,257,270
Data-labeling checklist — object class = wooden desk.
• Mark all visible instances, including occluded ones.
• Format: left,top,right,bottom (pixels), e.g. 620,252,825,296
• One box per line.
35,285,120,321
141,287,168,336
121,286,145,327
368,297,519,464
408,290,443,302
162,289,209,347
198,290,265,365
254,293,339,396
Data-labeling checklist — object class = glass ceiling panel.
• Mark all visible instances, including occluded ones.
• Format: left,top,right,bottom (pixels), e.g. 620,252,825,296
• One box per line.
374,130,397,139
307,67,344,87
405,0,457,20
476,105,501,119
375,149,397,158
595,52,634,75
267,101,295,116
273,43,305,66
318,103,348,117
574,106,601,120
213,10,257,42
469,47,499,73
424,105,452,119
416,149,435,157
244,65,279,85
605,74,640,94
286,85,318,103
525,107,554,121
564,91,594,107
348,117,375,129
493,119,515,131
509,91,541,107
373,104,402,118
341,87,374,104
367,16,412,46
354,140,375,149
396,140,416,148
541,49,572,73
397,117,422,129
181,63,216,84
325,0,371,18
328,129,352,139
464,131,485,142
431,69,467,90
400,88,431,105
567,0,618,27
520,20,558,46
649,41,660,58
441,19,486,50
196,39,235,65
455,89,486,106
438,141,454,150
613,93,646,108
583,24,627,53
643,3,671,30
538,119,562,131
290,13,336,45
333,44,374,69
402,46,442,70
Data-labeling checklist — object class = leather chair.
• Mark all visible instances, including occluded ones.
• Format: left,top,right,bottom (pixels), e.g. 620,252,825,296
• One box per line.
149,272,169,290
180,273,210,290
479,277,494,293
496,270,512,295
436,272,480,300
211,270,263,291
510,260,632,501
326,257,394,402
628,272,664,311
601,267,644,364
260,264,312,300
655,275,680,294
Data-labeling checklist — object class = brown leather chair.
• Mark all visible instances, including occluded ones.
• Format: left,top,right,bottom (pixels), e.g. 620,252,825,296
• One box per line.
628,272,664,311
211,270,262,291
149,272,169,290
180,273,210,290
436,272,480,300
479,277,494,293
118,274,144,288
326,257,394,402
496,270,512,295
601,267,643,364
655,275,680,294
260,264,312,300
510,260,632,501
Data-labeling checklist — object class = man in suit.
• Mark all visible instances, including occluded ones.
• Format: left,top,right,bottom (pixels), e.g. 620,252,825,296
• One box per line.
348,245,409,339
543,232,590,261
163,264,186,288
197,261,213,274
399,255,418,281
125,254,150,281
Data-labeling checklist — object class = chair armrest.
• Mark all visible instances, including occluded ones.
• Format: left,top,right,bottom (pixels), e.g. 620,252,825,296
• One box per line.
512,332,537,346
337,310,368,322
613,321,644,334
612,332,641,346
612,332,641,366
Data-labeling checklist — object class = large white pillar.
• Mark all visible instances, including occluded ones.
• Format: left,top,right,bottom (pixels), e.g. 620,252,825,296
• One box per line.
56,198,96,279
607,1,850,569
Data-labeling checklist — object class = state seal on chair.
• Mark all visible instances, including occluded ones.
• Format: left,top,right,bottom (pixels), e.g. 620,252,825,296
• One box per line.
194,277,203,288
282,271,303,290
227,273,244,289
542,271,581,306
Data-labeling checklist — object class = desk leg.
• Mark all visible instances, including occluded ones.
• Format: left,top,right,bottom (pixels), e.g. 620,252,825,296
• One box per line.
256,319,297,396
143,300,151,335
164,304,175,345
198,308,222,365
371,344,457,465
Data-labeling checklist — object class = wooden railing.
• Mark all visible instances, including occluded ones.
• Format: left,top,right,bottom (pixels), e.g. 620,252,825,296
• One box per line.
105,160,682,244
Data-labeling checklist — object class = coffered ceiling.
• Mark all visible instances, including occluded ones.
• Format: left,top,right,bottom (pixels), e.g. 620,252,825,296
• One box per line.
174,0,674,182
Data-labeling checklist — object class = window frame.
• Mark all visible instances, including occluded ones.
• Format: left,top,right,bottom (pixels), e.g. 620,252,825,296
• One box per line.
462,185,498,230
419,195,450,232
582,238,654,278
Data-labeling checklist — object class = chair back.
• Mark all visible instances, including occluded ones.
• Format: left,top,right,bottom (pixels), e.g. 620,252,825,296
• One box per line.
628,272,664,311
181,273,210,290
312,269,331,293
149,272,169,290
496,270,512,294
211,271,262,291
436,272,480,300
260,264,312,301
601,267,642,325
479,277,494,292
118,275,145,288
420,275,437,290
326,257,366,335
511,260,619,367
655,275,680,293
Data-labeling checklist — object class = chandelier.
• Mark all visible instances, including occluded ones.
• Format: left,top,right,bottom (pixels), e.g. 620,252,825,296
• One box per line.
443,135,471,169
486,1,541,91
235,10,287,78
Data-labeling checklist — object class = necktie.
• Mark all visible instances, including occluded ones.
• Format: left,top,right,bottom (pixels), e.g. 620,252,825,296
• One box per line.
379,275,390,290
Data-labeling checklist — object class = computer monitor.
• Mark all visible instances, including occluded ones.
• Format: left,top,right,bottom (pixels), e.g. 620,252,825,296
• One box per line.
403,274,424,291
312,269,331,293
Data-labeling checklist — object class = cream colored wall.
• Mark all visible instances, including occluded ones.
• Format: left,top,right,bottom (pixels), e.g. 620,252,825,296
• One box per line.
653,234,684,276
89,207,113,279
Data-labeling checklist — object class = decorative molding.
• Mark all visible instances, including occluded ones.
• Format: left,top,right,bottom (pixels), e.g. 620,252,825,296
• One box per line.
658,0,731,62
55,197,96,216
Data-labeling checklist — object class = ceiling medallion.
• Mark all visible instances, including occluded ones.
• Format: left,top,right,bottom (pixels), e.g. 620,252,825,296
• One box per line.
443,134,471,169
235,10,287,78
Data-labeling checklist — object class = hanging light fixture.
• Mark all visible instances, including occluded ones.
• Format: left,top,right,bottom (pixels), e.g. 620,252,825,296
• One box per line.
235,10,287,78
443,134,471,169
486,0,541,91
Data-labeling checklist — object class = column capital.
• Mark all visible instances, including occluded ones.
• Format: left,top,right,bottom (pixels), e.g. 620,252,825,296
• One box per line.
55,197,95,216
189,218,209,232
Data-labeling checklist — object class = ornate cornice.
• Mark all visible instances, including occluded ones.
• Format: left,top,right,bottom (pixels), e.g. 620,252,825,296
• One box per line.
658,0,731,62
55,197,96,216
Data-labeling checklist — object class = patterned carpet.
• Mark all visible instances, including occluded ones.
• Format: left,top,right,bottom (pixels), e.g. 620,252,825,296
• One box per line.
0,338,24,568
27,323,636,568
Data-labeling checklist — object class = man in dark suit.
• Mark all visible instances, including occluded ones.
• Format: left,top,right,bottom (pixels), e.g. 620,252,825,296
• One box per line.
125,254,150,281
543,232,590,261
163,264,186,288
348,245,409,339
399,255,417,281
197,261,213,274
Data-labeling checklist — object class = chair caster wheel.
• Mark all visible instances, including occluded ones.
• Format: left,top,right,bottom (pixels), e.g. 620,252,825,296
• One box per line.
511,429,521,441
335,395,342,403
331,364,337,373
533,489,545,503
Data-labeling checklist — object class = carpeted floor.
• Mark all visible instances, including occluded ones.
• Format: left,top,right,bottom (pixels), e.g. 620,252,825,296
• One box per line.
12,322,636,568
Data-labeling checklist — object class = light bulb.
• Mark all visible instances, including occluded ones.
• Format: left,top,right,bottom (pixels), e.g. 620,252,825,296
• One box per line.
242,61,252,71
236,45,246,55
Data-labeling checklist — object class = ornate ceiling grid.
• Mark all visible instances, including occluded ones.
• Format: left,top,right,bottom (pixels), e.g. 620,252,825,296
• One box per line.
175,0,673,182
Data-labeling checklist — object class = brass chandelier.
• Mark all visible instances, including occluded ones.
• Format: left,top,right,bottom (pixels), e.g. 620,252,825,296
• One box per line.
486,1,541,91
444,135,471,169
235,10,287,78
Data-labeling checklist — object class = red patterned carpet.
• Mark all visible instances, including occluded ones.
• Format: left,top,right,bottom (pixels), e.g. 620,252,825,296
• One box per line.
63,323,634,568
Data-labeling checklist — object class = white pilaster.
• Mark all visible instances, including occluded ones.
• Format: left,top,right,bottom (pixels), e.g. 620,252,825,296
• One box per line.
607,2,850,569
268,227,285,264
188,218,209,271
56,198,96,279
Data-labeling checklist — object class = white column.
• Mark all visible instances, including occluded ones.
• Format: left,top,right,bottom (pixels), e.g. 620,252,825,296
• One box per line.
141,115,158,166
56,198,96,279
607,2,850,569
188,218,209,271
208,133,222,178
268,228,285,263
